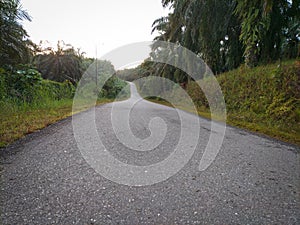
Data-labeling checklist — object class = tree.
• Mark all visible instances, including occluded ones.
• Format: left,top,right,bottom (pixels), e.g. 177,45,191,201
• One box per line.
235,0,299,67
0,0,32,66
34,41,85,84
151,0,242,76
151,0,299,76
281,0,300,59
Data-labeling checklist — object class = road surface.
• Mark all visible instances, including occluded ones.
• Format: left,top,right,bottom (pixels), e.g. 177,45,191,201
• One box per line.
1,83,299,224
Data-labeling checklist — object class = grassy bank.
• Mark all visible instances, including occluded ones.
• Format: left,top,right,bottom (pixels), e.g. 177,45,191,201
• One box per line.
0,98,115,148
144,60,300,145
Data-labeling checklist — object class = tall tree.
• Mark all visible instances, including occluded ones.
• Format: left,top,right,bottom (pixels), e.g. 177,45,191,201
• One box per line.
34,41,84,84
152,0,242,76
235,0,299,66
152,0,298,76
0,0,32,66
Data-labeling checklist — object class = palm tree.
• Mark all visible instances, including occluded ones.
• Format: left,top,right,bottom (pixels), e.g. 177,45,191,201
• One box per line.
152,0,241,75
0,0,32,66
235,0,297,66
34,41,84,84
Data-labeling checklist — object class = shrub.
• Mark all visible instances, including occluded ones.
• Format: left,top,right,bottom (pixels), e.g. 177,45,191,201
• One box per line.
0,65,42,102
41,80,75,100
0,65,75,104
98,76,130,99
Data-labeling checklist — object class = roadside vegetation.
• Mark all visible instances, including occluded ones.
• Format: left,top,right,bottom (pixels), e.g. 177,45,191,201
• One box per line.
1,0,299,147
0,0,129,147
117,0,300,145
213,60,299,144
0,60,129,148
126,60,299,145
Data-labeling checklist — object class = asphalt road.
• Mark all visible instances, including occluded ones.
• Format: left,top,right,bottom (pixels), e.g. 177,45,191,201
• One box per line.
1,83,299,224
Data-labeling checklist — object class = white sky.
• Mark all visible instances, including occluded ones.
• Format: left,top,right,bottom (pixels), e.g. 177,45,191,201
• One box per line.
21,0,169,58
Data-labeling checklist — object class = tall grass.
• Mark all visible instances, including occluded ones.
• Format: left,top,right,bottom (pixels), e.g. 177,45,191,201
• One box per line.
0,76,75,147
188,60,300,144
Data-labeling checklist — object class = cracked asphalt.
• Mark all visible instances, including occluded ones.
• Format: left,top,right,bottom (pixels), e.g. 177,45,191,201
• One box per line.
1,83,299,224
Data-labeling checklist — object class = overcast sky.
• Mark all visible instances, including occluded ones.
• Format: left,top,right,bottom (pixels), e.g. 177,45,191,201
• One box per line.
21,0,169,58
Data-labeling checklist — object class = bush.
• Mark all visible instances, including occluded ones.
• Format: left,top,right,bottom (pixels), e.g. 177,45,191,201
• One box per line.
98,76,130,99
0,65,42,102
0,65,75,104
41,80,75,100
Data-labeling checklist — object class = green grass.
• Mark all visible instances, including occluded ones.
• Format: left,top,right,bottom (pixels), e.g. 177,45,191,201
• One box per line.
0,98,114,148
146,97,300,145
226,114,299,145
144,60,300,146
144,97,214,119
217,60,300,145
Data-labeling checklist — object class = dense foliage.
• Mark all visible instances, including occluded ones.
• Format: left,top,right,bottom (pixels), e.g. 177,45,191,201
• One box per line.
116,67,147,82
0,65,75,103
0,0,34,66
149,0,299,81
76,60,129,101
